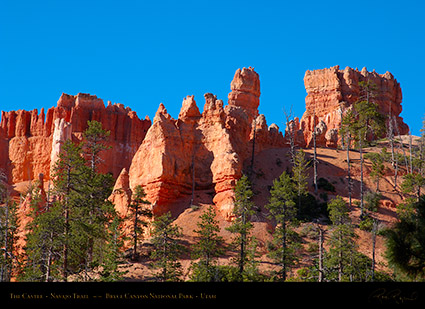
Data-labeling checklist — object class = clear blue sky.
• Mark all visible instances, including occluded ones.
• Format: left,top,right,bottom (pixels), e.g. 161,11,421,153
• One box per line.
1,0,424,135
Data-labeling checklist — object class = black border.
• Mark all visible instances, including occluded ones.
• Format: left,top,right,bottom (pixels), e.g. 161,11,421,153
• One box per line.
1,282,425,306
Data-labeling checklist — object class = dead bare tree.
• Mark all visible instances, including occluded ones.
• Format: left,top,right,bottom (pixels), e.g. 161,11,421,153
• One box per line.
313,104,318,194
283,107,296,165
250,116,257,173
393,115,410,173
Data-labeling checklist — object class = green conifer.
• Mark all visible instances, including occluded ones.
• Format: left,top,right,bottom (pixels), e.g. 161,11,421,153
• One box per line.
190,205,225,281
150,212,185,281
265,171,300,281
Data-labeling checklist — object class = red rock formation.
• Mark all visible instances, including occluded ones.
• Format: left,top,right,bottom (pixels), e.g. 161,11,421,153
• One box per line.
0,93,151,185
127,67,286,218
3,65,408,222
300,65,409,147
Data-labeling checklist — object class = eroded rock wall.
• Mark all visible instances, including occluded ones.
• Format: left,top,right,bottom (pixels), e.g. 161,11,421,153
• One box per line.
0,93,151,184
300,65,409,147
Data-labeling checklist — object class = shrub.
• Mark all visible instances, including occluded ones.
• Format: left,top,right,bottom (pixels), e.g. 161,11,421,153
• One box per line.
317,178,336,192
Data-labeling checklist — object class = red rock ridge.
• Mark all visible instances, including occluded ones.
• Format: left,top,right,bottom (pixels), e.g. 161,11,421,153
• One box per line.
0,93,151,184
124,67,285,218
300,65,409,147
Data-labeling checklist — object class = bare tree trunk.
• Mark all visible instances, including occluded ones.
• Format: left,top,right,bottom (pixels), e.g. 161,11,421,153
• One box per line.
251,117,257,172
388,108,395,168
346,132,352,208
281,221,287,282
394,116,409,173
284,107,296,165
2,201,9,282
318,224,325,282
359,137,365,218
63,206,69,282
190,153,195,206
313,105,318,194
387,113,398,190
409,131,413,173
63,168,71,282
133,203,139,261
394,156,399,190
338,248,343,282
45,232,54,282
371,218,378,282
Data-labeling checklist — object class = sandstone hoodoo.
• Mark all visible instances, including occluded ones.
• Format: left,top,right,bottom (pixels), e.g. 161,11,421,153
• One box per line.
0,93,151,185
0,65,415,282
0,66,408,220
300,65,409,147
0,66,409,218
127,67,286,218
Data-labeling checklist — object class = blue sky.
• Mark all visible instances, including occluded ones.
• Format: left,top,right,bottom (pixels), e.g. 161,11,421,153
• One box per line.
1,0,424,134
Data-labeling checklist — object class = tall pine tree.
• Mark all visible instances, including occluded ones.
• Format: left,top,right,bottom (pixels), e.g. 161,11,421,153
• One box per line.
384,196,425,281
226,175,256,281
0,174,19,282
21,121,122,282
265,171,300,281
128,185,152,261
326,196,358,281
150,212,185,281
190,205,225,281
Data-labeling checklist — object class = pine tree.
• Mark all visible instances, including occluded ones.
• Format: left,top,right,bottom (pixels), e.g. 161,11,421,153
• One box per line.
340,108,357,208
0,175,19,282
384,196,425,280
20,197,64,282
72,170,116,280
284,107,296,164
43,122,119,281
99,216,126,281
82,120,111,172
365,148,388,192
292,149,309,212
343,81,385,218
312,103,318,193
150,212,185,281
51,140,86,281
128,185,152,261
326,196,358,281
226,175,256,280
401,172,425,202
190,205,225,281
265,171,300,281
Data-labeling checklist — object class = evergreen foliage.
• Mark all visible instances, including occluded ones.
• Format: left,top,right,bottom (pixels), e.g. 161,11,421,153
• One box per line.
82,120,111,172
340,81,386,218
150,212,185,281
384,196,425,281
190,205,225,282
265,171,301,281
226,175,261,281
325,196,358,281
0,193,19,282
292,149,309,211
128,185,152,261
20,121,123,281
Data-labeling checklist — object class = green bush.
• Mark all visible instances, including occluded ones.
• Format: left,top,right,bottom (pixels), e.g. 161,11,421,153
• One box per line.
317,178,336,192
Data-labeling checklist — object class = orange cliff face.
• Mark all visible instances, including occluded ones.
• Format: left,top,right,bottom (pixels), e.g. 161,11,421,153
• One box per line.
1,66,409,223
116,67,286,219
300,65,409,148
0,93,151,186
